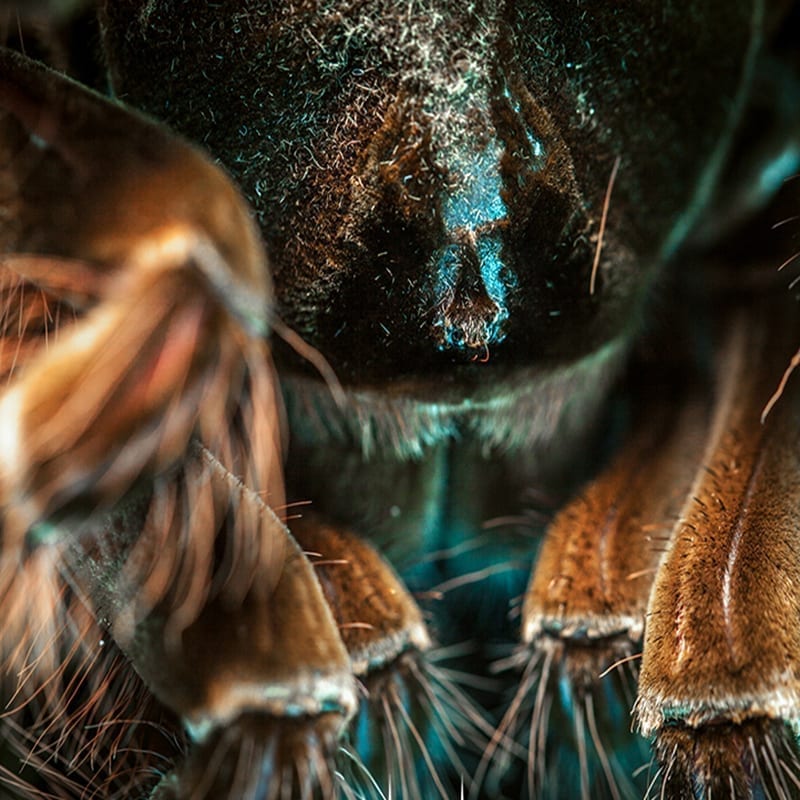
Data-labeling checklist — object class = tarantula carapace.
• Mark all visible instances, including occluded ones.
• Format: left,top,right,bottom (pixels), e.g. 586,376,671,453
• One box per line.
1,2,800,799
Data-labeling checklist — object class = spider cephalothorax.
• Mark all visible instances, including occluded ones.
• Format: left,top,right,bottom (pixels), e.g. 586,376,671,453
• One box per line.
0,1,800,799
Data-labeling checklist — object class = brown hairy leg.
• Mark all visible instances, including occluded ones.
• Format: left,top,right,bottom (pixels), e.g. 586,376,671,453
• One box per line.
476,361,709,800
636,292,800,800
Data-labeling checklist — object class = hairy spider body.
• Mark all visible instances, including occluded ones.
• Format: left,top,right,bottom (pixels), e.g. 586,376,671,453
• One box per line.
0,2,800,799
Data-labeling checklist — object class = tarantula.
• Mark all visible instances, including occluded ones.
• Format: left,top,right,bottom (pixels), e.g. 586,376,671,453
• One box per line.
1,1,800,798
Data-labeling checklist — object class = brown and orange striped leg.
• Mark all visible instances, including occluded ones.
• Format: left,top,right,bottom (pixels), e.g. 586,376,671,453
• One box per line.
0,46,332,800
291,514,491,798
0,46,274,537
70,446,356,800
636,294,800,799
487,368,710,799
